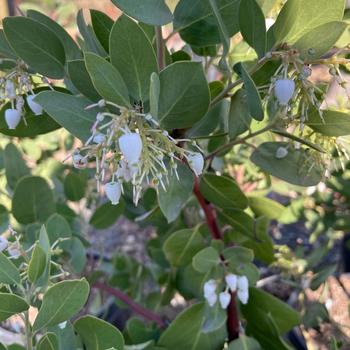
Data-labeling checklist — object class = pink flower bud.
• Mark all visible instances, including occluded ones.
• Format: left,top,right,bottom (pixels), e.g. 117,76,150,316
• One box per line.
225,274,238,292
219,291,231,309
187,152,204,176
26,94,43,115
5,108,21,129
105,181,121,205
118,132,142,166
274,79,295,106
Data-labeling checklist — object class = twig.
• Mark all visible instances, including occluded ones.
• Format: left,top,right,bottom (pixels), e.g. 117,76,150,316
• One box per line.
156,27,165,71
193,176,239,340
205,122,275,161
93,281,166,328
193,176,222,240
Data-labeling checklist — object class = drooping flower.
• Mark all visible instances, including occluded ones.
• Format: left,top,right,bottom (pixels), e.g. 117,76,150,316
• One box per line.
0,236,8,252
237,288,249,305
8,242,21,258
118,132,143,167
206,292,218,307
72,153,87,169
115,159,132,183
105,181,122,205
204,279,217,297
5,108,21,129
92,133,106,144
219,291,231,309
237,275,249,291
26,94,43,115
187,152,204,176
274,78,295,106
225,274,238,292
5,80,16,99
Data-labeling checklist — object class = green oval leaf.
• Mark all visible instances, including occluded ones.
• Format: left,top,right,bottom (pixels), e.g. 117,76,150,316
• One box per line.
4,143,30,190
12,176,55,224
67,59,101,102
192,247,220,273
74,315,125,350
174,0,240,47
273,0,345,45
64,172,87,202
158,61,210,129
0,294,29,322
294,21,348,60
28,243,46,283
89,201,125,229
0,252,21,285
307,109,350,136
199,173,248,210
85,52,131,108
3,17,65,79
36,333,59,350
234,63,264,121
241,287,301,334
158,162,194,223
90,9,114,52
110,15,158,102
163,228,205,267
34,91,97,142
112,0,172,26
46,213,72,243
27,10,82,61
248,196,285,220
239,0,266,58
33,278,90,332
250,142,324,186
158,303,205,350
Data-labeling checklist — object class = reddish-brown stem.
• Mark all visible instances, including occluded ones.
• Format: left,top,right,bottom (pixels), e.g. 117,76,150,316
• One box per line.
193,176,222,240
193,176,240,341
93,281,166,328
227,292,240,341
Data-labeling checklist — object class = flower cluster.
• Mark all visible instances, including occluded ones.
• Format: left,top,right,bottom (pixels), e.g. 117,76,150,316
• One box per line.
0,226,22,259
71,99,204,205
0,61,46,129
203,274,249,309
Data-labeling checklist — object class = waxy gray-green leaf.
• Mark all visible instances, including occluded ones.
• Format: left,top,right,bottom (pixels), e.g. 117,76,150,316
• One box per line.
85,52,130,107
112,0,173,26
35,91,97,142
158,62,210,129
3,17,65,79
0,253,21,285
74,315,125,350
239,0,266,58
0,294,29,322
33,279,90,331
110,15,158,102
273,0,345,45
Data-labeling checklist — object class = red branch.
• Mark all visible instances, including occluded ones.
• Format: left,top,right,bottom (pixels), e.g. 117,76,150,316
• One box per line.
193,177,222,240
93,282,165,328
193,176,240,341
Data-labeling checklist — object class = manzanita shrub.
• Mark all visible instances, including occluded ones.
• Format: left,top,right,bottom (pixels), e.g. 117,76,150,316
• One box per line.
0,0,350,349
